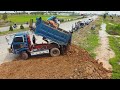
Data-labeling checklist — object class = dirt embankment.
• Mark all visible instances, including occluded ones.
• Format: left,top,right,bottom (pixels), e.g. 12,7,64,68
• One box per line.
0,44,111,79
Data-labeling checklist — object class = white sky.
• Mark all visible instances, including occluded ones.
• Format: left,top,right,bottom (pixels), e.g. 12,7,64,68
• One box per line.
0,11,120,15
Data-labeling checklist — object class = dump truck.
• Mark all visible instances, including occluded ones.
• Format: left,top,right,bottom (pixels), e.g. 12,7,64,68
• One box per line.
8,17,72,60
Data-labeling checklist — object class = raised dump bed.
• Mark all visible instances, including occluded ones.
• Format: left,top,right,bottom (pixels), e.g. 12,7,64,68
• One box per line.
35,18,72,46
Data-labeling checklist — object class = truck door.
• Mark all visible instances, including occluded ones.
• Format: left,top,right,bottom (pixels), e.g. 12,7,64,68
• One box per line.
12,36,27,54
27,35,32,50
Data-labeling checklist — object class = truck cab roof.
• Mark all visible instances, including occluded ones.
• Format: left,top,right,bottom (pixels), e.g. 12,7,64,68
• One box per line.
14,32,28,36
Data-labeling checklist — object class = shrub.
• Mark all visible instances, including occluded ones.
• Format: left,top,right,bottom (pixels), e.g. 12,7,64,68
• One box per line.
9,25,13,31
20,24,24,29
59,19,64,22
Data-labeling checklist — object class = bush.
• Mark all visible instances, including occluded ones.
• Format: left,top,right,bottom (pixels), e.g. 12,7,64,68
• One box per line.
59,19,64,22
20,24,24,29
106,24,120,35
2,13,7,21
9,25,13,31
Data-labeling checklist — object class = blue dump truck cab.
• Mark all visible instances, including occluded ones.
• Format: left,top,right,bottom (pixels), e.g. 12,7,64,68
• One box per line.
10,32,30,54
9,17,72,60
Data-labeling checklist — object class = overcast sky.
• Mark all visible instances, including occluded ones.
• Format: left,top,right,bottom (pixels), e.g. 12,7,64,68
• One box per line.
0,11,120,15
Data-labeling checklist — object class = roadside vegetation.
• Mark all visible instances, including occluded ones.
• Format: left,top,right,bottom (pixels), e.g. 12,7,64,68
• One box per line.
0,27,29,36
0,14,83,35
103,16,120,35
72,16,102,58
106,24,120,35
103,15,120,79
109,36,120,79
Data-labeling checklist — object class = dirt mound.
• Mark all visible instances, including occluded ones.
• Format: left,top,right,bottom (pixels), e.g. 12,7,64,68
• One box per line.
0,44,111,79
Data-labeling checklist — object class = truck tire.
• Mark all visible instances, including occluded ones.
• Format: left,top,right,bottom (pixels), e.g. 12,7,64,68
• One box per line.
21,52,29,60
50,48,60,57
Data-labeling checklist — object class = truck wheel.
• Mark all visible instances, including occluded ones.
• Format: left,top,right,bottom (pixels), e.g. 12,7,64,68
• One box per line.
50,48,60,57
21,52,29,60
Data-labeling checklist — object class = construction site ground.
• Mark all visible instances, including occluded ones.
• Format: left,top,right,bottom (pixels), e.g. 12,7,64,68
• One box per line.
0,16,112,79
0,44,111,79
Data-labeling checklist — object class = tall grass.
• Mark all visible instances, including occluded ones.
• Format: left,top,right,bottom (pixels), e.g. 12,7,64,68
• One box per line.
72,17,101,58
106,24,120,35
109,36,120,79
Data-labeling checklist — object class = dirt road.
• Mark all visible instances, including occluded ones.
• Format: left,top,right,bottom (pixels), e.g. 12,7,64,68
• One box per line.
95,23,115,71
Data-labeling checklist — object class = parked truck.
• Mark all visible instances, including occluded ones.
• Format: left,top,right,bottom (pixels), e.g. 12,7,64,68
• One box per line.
8,17,72,60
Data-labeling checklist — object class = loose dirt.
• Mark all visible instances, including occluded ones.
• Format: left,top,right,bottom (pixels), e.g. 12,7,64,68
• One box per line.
0,44,111,79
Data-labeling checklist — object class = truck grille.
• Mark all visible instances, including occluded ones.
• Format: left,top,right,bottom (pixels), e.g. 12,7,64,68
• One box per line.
13,44,21,49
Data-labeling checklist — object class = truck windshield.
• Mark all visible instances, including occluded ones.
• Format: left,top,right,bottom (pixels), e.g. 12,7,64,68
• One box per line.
13,37,23,42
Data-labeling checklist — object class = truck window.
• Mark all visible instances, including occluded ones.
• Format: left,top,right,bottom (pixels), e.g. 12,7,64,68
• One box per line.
13,37,23,42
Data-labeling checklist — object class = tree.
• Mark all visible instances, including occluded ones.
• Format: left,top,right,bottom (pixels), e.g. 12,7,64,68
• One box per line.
103,14,106,19
20,24,24,29
2,12,7,21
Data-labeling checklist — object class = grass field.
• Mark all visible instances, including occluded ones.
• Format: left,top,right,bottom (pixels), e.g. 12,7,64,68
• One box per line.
103,15,120,78
0,14,82,35
0,14,80,25
106,23,120,35
103,16,120,35
109,36,120,79
103,16,120,24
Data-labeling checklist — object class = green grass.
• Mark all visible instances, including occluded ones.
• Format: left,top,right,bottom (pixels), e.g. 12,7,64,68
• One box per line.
83,32,99,57
1,14,79,25
0,27,29,35
102,16,120,36
72,17,101,58
102,15,120,78
106,24,120,35
0,14,81,28
0,14,81,35
78,30,99,58
109,36,120,79
103,16,120,24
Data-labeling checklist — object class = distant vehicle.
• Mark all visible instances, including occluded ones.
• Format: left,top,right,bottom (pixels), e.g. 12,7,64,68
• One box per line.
13,24,17,28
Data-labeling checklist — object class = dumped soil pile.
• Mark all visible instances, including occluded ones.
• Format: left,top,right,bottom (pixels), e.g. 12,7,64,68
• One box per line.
0,44,111,79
